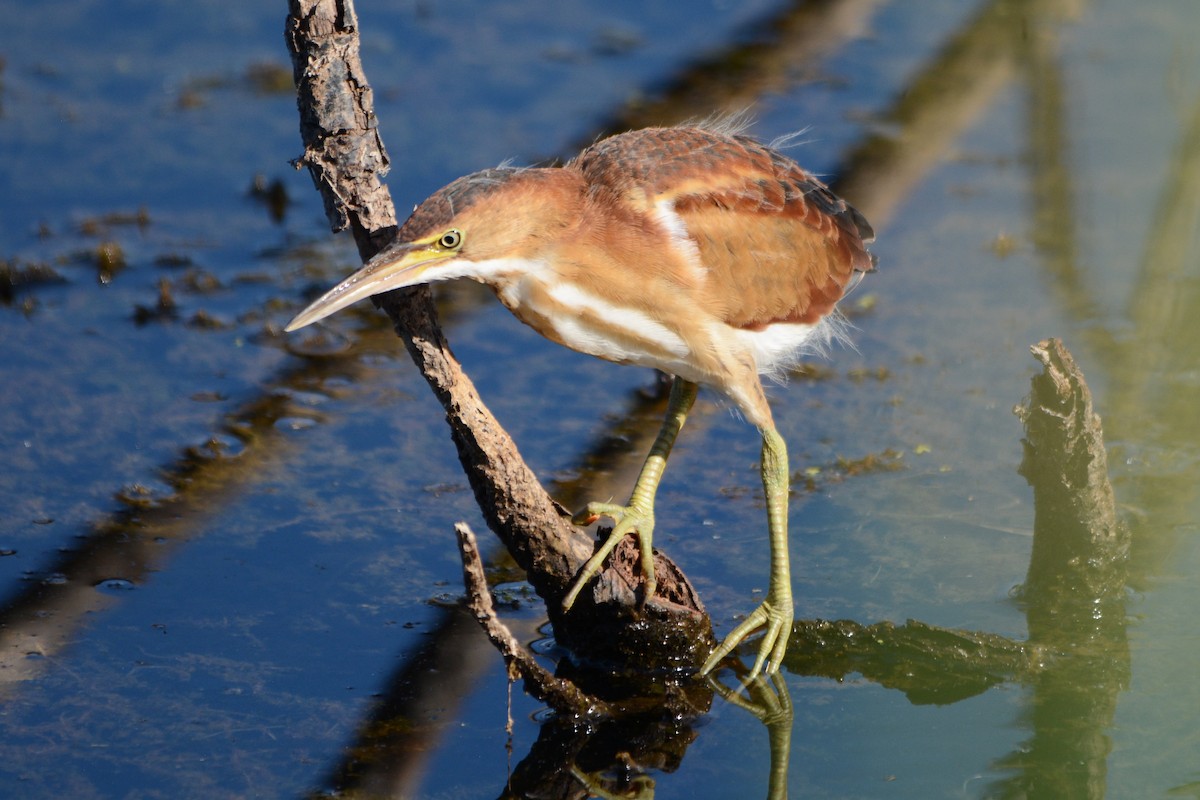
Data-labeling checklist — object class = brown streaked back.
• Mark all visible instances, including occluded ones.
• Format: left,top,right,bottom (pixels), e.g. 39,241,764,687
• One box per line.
573,127,875,331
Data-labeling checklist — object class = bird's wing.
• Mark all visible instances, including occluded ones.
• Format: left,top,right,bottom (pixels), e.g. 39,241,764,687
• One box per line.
578,127,875,330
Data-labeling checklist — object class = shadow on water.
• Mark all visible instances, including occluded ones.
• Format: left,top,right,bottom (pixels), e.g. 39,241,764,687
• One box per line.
0,325,403,688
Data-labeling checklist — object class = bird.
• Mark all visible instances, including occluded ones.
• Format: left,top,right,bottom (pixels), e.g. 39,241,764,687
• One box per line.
285,124,875,678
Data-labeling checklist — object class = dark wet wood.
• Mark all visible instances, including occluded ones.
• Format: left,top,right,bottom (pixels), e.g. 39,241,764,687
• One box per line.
1015,338,1128,601
783,618,1032,705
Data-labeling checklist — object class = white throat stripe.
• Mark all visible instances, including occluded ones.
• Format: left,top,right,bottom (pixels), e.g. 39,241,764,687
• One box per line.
545,283,689,358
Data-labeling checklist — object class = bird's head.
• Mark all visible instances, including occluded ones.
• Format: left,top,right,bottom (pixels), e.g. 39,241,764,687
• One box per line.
285,166,578,331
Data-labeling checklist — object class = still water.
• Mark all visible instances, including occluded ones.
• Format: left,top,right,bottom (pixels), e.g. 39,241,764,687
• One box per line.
1,0,1197,797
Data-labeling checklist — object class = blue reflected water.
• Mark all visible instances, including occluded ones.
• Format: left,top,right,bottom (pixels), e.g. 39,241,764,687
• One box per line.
1,0,1198,797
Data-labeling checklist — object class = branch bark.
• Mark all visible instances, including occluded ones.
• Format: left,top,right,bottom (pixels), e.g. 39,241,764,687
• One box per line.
284,0,710,673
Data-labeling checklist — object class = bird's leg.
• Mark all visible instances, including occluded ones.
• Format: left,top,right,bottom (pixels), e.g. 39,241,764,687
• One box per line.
564,376,699,611
701,426,794,678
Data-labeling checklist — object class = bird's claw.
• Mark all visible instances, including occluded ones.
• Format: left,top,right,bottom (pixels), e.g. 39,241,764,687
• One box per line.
563,501,656,611
570,501,635,528
700,595,794,679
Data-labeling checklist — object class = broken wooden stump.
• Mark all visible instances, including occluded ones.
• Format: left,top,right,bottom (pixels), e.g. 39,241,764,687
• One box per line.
1014,337,1128,603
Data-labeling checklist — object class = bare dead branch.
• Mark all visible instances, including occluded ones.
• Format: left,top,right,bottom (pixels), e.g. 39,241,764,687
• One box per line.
455,523,611,719
284,0,709,671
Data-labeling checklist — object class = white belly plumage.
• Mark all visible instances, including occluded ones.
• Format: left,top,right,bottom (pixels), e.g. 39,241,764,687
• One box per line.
479,253,850,389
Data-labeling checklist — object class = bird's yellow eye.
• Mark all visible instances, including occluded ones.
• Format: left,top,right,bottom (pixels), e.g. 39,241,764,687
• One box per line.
437,229,463,250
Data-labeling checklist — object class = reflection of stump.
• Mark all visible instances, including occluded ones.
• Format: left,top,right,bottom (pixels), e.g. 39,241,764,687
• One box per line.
1015,338,1128,602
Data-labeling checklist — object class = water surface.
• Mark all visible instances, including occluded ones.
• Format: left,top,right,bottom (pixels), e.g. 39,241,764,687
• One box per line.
1,0,1198,797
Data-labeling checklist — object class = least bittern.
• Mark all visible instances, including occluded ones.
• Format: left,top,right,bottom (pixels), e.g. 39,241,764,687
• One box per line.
286,125,875,677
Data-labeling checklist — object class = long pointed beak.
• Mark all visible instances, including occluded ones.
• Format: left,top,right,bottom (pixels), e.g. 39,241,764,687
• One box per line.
284,242,447,332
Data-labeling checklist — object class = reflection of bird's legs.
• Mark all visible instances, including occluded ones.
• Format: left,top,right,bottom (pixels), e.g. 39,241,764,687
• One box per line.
565,377,698,610
707,671,794,727
708,672,794,800
702,426,793,678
